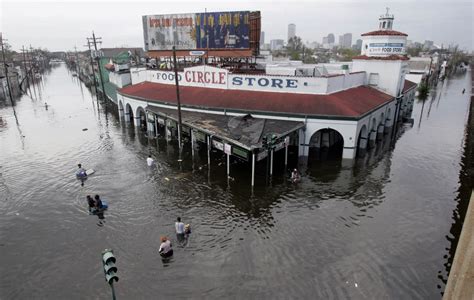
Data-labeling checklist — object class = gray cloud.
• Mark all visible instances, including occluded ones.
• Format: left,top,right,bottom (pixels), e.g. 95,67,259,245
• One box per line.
1,0,472,51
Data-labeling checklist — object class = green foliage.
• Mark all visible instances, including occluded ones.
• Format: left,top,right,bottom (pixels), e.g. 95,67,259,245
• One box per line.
417,83,429,101
406,46,423,57
286,36,303,52
338,48,359,61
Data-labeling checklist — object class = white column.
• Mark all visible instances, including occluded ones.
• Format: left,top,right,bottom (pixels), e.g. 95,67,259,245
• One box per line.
251,153,255,186
134,116,141,127
207,135,211,168
177,125,182,150
342,148,356,159
191,129,195,159
270,149,274,176
227,153,230,176
285,143,288,167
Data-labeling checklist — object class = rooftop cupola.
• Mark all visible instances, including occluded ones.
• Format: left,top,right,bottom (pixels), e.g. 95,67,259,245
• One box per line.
379,7,394,30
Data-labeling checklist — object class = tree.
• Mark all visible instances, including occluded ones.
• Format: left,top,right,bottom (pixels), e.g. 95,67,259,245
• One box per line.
286,36,303,60
338,48,359,62
406,46,423,57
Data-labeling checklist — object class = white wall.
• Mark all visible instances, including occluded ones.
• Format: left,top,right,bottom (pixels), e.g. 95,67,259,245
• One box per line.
352,59,406,97
110,72,132,88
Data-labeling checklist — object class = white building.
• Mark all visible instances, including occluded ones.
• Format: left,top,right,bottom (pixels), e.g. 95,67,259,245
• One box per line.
114,9,416,185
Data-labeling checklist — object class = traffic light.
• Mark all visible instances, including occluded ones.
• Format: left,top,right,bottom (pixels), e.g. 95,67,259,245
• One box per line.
102,249,119,284
271,134,277,145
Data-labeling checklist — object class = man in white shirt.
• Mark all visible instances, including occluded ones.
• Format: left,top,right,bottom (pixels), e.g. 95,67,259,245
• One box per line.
175,217,185,234
146,155,154,167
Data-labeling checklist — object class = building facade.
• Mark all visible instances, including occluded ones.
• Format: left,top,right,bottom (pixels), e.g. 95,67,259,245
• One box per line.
110,10,416,185
288,24,296,42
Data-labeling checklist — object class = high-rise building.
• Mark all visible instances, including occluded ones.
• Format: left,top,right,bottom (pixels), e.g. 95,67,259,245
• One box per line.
355,39,362,50
327,33,335,44
288,24,296,42
270,39,285,51
260,31,265,47
339,33,352,48
423,40,434,50
322,36,329,44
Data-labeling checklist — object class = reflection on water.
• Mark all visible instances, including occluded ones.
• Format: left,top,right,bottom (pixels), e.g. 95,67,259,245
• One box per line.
0,64,471,299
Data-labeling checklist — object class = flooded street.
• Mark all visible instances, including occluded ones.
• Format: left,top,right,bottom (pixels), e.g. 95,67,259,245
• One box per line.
0,64,472,299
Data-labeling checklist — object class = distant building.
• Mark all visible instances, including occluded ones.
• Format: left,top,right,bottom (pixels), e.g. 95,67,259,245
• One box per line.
424,40,434,50
288,24,296,41
353,39,363,50
270,39,285,51
328,33,335,44
260,31,265,48
322,36,329,44
339,33,352,48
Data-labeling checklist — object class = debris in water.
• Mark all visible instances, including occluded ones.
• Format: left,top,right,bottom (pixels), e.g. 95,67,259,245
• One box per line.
82,128,88,131
164,177,170,181
355,283,358,288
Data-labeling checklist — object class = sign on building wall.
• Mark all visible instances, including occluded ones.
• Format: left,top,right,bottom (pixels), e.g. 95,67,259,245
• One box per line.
142,11,250,51
212,139,224,151
367,43,404,55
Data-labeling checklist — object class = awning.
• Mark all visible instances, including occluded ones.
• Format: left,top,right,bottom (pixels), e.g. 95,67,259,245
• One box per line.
146,105,304,151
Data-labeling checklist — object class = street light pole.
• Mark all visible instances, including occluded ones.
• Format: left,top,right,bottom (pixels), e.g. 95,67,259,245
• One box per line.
172,46,183,153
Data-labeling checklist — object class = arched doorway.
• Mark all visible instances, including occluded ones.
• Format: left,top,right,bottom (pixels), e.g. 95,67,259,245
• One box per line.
368,117,377,148
118,101,124,119
377,113,385,140
308,128,344,161
136,106,147,132
356,125,368,157
125,103,134,124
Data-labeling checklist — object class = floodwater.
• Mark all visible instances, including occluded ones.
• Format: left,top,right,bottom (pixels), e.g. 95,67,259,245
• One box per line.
0,64,471,299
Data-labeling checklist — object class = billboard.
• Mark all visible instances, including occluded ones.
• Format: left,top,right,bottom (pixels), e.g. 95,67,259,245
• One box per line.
143,11,250,51
195,11,249,49
143,13,196,50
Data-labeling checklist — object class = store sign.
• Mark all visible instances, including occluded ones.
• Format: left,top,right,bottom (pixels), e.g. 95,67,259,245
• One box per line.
212,139,224,151
232,146,248,161
224,143,232,155
367,43,404,55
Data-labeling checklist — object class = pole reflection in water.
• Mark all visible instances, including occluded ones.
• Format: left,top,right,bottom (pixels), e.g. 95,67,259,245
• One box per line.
0,64,471,299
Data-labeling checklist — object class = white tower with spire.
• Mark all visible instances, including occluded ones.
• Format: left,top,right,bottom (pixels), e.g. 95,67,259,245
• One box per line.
352,9,409,97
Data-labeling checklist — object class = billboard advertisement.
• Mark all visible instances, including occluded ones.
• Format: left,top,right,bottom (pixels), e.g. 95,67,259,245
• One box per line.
143,11,250,51
143,13,196,50
195,11,250,49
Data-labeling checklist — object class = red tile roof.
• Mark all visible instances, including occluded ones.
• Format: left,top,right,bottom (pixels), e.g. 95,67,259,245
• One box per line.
353,55,409,61
118,82,394,119
361,30,408,37
403,79,417,92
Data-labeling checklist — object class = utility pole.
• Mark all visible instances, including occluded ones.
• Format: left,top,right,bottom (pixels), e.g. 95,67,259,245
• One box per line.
21,46,32,95
0,33,14,104
87,32,106,100
172,46,183,153
26,47,38,100
84,39,98,93
74,45,81,75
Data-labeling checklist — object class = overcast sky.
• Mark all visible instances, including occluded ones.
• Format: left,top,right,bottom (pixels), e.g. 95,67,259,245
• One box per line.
1,0,472,52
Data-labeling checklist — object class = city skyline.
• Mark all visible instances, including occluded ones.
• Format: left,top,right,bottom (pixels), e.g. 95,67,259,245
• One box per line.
0,0,472,52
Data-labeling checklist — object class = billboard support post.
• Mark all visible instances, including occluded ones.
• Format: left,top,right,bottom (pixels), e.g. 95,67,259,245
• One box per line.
172,46,183,156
